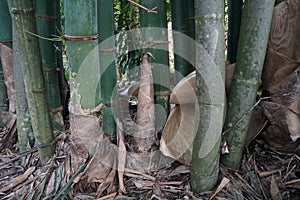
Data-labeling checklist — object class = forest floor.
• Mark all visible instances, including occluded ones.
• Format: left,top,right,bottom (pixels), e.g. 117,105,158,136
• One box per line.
0,109,300,199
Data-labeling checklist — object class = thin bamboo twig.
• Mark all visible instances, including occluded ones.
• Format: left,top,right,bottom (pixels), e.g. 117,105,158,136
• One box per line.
222,96,271,136
127,0,158,13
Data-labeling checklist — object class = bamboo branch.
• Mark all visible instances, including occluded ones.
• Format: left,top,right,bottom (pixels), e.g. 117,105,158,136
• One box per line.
127,0,158,13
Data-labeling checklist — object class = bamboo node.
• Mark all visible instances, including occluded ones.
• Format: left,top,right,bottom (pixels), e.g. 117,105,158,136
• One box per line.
32,87,46,93
10,8,34,15
50,106,63,114
194,13,224,21
35,15,57,21
141,41,169,48
43,67,60,73
99,48,116,55
37,140,56,149
232,74,259,86
0,41,13,45
63,35,99,41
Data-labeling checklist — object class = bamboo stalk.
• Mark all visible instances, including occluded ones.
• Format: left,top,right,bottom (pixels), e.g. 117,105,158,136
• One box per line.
191,0,225,193
35,0,64,130
170,0,195,81
97,0,117,136
221,0,275,169
12,24,34,152
8,0,56,159
55,0,69,121
227,0,243,63
65,0,101,154
139,0,170,133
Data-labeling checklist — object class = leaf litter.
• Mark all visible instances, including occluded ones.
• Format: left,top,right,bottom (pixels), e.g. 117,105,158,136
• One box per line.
0,0,300,199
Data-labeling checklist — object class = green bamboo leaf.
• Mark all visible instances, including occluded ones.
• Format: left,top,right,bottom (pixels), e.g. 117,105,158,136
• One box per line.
53,158,90,200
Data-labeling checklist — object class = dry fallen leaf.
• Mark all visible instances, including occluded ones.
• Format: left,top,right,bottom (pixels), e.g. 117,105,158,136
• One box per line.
268,67,300,107
210,177,230,200
0,166,35,193
262,48,299,89
268,0,300,62
270,176,282,200
261,101,300,151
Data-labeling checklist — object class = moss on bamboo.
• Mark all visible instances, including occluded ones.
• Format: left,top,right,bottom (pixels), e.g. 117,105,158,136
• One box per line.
191,0,225,193
8,0,56,159
221,0,275,169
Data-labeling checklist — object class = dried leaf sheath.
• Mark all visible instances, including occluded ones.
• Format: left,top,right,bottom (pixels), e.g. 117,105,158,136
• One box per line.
134,53,156,152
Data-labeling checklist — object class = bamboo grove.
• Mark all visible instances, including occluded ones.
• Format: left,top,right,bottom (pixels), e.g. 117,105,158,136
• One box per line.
0,0,280,195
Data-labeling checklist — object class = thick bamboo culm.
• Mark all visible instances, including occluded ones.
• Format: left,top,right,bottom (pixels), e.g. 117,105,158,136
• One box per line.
13,23,34,152
170,0,195,81
65,0,101,155
221,0,275,169
227,0,243,63
35,0,64,130
7,0,56,160
98,0,117,136
191,0,225,193
139,0,170,134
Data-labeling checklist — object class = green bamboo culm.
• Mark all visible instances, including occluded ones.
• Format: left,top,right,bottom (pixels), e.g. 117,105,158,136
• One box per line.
185,0,195,41
65,0,99,109
191,0,225,193
97,0,117,136
7,0,56,159
0,0,11,127
139,0,170,132
227,0,243,63
35,0,64,130
13,24,34,152
55,0,69,121
221,0,275,170
65,0,100,154
170,0,195,81
0,0,12,49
